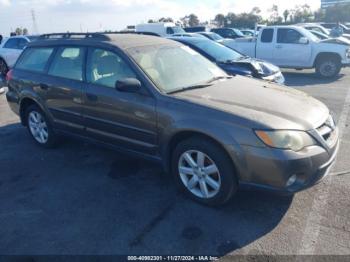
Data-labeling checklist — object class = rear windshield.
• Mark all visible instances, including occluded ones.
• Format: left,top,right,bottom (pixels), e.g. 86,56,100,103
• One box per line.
16,47,54,72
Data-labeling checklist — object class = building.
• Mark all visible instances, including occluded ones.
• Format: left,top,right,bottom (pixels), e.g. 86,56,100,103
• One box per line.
321,0,350,8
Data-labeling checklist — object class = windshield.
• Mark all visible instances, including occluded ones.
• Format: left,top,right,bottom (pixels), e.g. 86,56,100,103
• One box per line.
233,29,245,37
194,40,243,62
27,36,39,41
128,44,227,93
172,26,185,34
299,27,320,42
209,33,224,41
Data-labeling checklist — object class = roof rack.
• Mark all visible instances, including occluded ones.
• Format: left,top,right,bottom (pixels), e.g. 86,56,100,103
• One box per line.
39,33,110,41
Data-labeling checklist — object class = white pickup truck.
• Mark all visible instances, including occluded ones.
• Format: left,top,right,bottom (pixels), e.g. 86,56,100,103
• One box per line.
225,26,350,78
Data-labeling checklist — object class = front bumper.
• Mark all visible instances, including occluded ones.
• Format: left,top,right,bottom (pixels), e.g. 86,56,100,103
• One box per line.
236,137,339,194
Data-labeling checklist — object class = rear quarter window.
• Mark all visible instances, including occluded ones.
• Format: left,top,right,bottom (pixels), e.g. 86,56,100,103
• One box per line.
261,29,274,43
16,47,54,72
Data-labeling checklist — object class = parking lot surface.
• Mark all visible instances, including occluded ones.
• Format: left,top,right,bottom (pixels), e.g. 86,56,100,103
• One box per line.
0,69,349,257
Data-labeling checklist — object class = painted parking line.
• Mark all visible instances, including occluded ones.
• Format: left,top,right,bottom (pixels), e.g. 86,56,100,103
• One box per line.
298,84,350,255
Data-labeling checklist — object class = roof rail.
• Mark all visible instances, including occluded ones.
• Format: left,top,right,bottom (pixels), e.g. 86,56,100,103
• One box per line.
39,33,110,41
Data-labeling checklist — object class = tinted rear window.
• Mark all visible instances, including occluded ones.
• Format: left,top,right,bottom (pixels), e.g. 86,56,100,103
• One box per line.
16,47,54,72
48,47,84,81
261,29,274,43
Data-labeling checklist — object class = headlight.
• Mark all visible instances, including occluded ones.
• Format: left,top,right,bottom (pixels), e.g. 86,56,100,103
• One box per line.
255,130,316,151
262,72,285,84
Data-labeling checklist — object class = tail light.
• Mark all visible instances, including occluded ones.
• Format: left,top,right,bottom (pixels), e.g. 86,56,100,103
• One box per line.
6,69,13,82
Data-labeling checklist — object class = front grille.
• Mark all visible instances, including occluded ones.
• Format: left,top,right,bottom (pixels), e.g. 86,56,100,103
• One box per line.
316,115,337,147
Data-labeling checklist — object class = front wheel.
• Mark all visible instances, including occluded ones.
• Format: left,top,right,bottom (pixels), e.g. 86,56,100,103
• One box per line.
171,137,238,206
25,105,57,148
316,58,341,78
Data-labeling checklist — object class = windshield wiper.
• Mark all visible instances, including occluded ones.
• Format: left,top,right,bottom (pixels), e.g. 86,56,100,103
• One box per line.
167,83,213,94
206,75,233,83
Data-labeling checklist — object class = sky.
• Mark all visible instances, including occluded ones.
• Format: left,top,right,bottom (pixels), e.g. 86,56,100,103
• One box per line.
0,0,321,36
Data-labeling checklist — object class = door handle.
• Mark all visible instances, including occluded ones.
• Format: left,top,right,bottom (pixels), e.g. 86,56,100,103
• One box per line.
276,45,283,49
86,93,98,102
39,83,49,90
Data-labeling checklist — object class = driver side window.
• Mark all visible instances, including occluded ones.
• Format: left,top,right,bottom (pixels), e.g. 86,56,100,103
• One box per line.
277,29,303,44
87,48,136,88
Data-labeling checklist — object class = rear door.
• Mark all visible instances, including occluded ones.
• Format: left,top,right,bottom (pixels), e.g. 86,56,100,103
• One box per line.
83,47,158,155
256,28,275,62
43,46,85,133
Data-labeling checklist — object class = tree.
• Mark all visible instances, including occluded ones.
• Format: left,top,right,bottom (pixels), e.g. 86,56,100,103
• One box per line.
324,3,350,22
283,10,290,23
292,4,313,23
181,14,200,27
268,5,280,23
22,28,28,35
15,27,23,35
188,14,199,27
214,14,225,27
251,7,261,15
159,17,174,23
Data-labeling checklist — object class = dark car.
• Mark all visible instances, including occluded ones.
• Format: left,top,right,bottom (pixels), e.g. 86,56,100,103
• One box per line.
184,26,207,33
169,36,285,84
6,33,338,206
211,28,245,39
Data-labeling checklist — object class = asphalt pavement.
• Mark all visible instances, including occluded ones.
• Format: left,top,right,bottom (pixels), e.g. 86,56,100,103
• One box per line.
0,69,349,258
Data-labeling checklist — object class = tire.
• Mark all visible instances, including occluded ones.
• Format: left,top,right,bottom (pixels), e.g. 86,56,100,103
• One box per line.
0,58,8,77
25,105,57,148
171,137,238,206
316,57,341,78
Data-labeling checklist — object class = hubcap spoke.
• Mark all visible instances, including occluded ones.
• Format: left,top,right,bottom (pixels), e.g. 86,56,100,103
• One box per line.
187,176,199,190
197,152,205,168
204,164,218,175
179,166,195,176
184,153,197,168
205,176,220,190
199,180,209,198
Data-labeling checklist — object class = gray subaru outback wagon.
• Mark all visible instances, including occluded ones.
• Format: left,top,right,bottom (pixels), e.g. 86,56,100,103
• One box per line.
6,33,339,206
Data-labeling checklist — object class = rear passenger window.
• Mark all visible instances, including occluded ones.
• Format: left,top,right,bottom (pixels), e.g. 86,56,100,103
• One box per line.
87,48,136,88
48,47,84,81
261,29,274,43
16,47,54,72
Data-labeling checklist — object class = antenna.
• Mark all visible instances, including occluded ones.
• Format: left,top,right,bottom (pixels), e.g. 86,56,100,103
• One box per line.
31,9,39,34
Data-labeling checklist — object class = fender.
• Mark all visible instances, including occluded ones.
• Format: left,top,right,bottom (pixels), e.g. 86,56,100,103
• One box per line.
158,118,250,180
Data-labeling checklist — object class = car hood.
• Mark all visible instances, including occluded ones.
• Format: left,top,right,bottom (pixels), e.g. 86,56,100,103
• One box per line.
321,37,350,45
174,76,329,130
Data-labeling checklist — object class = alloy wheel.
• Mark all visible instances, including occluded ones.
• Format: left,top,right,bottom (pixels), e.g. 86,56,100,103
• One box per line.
320,61,337,77
178,150,221,199
28,111,49,144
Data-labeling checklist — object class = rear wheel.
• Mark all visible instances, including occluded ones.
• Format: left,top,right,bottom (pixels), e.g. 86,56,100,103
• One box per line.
0,58,8,77
171,137,238,206
316,57,341,78
25,105,57,148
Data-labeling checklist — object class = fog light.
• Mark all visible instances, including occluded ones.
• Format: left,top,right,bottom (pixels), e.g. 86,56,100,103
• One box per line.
286,175,297,187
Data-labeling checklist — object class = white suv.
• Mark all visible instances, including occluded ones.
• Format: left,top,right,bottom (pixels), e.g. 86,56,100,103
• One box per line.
0,35,38,76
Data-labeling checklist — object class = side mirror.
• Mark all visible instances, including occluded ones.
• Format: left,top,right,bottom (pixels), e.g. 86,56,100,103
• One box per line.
115,78,141,93
299,37,309,44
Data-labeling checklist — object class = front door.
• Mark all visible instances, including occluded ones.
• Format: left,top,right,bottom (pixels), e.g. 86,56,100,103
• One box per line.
273,28,312,67
83,48,158,155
